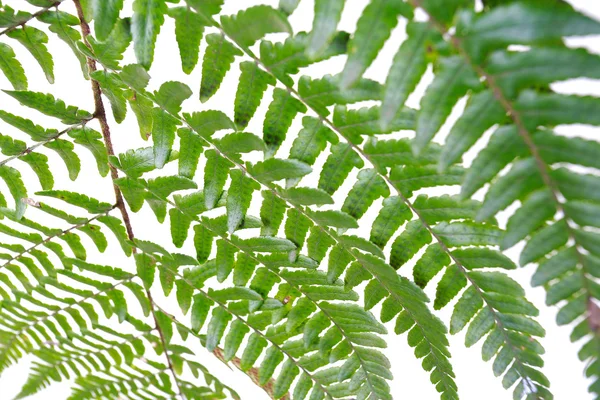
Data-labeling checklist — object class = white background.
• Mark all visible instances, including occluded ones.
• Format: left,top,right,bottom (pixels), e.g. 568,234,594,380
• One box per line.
0,0,599,399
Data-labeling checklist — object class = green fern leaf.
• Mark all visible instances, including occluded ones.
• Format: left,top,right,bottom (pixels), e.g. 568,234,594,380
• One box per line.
306,0,344,58
199,33,242,102
413,56,480,155
35,190,113,213
3,91,92,124
340,0,411,89
131,0,166,69
263,88,307,156
220,5,292,50
45,139,81,180
380,22,438,129
234,61,275,129
227,170,260,233
168,6,205,74
0,43,27,90
81,18,132,70
92,0,124,40
7,26,54,83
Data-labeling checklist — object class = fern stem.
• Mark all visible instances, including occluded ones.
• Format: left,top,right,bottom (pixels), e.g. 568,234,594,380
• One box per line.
0,119,91,167
0,206,113,272
0,0,64,37
72,2,186,397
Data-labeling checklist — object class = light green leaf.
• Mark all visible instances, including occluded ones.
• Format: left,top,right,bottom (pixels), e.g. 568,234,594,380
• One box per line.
298,74,382,117
309,210,358,229
439,90,505,170
0,43,27,90
83,18,132,70
218,132,266,155
3,91,92,124
35,190,113,213
0,166,27,219
413,244,450,288
237,236,296,253
450,286,483,334
381,22,436,129
289,116,338,166
250,159,312,183
342,169,389,220
168,6,205,74
319,143,364,195
21,153,53,190
263,88,307,156
306,0,345,58
452,248,516,270
69,127,110,177
203,149,232,209
154,81,192,115
283,187,334,206
413,56,479,155
191,294,213,333
370,196,411,248
221,5,292,50
223,319,250,361
152,108,179,169
184,110,236,137
177,128,206,179
135,252,156,289
390,220,431,269
334,105,416,144
520,220,569,266
340,0,411,89
501,189,555,250
7,26,54,83
45,139,81,181
433,221,502,248
199,33,242,102
488,47,600,98
93,0,124,41
206,307,232,352
131,0,167,69
234,61,275,128
434,264,467,310
227,170,260,233
477,158,543,221
462,0,600,62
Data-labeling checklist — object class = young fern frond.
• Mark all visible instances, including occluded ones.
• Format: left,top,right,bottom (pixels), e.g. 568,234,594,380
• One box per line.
0,0,599,399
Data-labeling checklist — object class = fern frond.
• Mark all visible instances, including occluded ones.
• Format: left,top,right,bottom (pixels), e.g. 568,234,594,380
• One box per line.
342,0,600,397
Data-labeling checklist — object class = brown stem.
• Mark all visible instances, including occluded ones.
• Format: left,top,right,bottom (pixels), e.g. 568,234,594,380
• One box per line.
72,0,134,240
72,2,184,397
0,1,63,37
